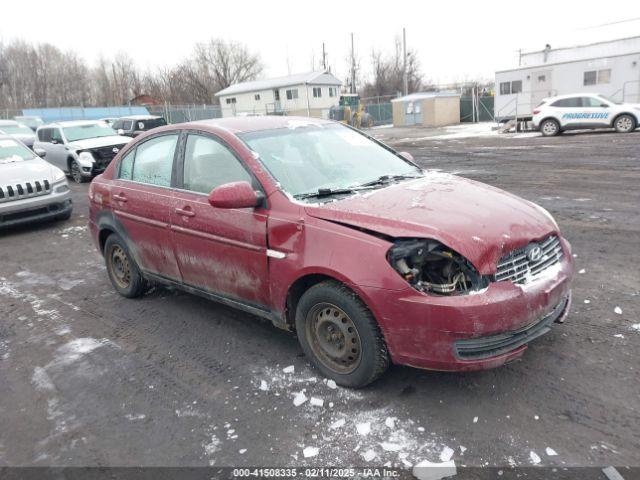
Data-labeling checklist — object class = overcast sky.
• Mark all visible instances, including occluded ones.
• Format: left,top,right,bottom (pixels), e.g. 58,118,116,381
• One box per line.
2,1,640,85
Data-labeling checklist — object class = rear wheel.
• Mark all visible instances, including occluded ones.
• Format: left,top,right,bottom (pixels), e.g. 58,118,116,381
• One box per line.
69,159,87,183
104,234,145,298
540,118,560,136
614,114,636,133
295,281,389,388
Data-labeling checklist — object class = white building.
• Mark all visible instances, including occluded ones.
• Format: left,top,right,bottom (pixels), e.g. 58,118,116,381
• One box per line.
495,36,640,121
215,71,342,118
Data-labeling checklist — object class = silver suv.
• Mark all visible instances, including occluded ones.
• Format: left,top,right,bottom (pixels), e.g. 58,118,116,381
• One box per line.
34,121,131,183
0,135,72,229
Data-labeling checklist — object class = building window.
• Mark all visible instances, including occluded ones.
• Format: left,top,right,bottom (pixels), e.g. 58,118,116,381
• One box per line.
583,71,597,86
329,87,335,97
597,69,611,84
226,97,237,104
511,80,522,94
500,80,522,95
583,69,610,86
254,93,261,101
312,87,322,98
286,89,299,100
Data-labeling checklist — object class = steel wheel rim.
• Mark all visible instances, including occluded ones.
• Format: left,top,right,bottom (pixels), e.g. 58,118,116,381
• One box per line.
542,121,557,135
108,245,131,289
305,303,362,374
617,117,632,132
71,161,83,183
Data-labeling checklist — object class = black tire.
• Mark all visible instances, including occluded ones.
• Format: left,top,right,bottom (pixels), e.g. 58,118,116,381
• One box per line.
104,233,145,298
614,114,636,133
295,280,389,388
69,159,87,183
540,118,560,137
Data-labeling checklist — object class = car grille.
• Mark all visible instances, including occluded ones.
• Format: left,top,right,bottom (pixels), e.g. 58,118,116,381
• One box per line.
494,235,563,284
0,180,51,204
89,145,124,171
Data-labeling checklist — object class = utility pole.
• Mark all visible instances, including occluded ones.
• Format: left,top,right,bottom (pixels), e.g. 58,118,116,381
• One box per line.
402,27,408,96
350,33,356,94
322,43,327,71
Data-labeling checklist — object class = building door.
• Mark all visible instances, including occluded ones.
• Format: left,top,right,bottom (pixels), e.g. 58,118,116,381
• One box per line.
404,100,422,125
531,70,552,108
273,89,281,112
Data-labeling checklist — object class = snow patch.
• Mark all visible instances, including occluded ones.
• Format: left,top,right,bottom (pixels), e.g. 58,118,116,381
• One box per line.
529,451,541,465
303,446,319,458
412,459,457,480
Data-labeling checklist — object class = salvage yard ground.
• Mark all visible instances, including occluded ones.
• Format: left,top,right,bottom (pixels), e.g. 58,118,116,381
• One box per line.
0,127,639,471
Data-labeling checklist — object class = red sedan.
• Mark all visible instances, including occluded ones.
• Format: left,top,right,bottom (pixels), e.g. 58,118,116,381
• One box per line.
89,117,573,388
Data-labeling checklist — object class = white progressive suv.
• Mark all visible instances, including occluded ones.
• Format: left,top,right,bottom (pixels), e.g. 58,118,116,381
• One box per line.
532,93,640,137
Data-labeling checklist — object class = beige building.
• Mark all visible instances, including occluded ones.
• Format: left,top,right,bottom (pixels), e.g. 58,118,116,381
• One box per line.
391,92,461,127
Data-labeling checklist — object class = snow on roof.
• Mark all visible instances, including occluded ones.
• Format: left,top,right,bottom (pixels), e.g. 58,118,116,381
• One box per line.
215,71,342,97
391,92,461,102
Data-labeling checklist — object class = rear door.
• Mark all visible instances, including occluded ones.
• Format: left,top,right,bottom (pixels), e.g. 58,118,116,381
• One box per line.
170,131,270,306
110,132,182,280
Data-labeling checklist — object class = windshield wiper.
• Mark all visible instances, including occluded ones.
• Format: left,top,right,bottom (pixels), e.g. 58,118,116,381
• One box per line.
359,173,423,187
294,187,364,200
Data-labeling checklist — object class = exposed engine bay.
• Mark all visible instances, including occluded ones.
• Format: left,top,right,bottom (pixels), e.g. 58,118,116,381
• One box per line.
387,239,488,295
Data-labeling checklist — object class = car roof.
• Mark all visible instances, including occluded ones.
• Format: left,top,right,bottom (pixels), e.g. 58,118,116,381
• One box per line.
543,92,604,102
39,120,106,129
119,115,163,120
0,120,21,126
185,116,334,134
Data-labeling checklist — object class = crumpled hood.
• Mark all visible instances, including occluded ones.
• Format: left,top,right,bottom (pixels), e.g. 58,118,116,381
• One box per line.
0,157,62,186
69,135,131,151
305,172,558,274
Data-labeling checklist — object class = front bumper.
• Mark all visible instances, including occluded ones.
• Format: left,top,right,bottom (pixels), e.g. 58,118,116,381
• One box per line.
359,243,574,371
0,188,72,229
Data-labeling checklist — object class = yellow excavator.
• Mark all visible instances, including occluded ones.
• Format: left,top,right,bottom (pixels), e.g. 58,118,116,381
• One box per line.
329,94,375,128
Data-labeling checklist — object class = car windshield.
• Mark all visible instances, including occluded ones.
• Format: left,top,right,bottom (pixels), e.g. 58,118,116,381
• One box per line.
0,138,36,164
0,124,33,135
597,95,622,105
240,123,422,198
63,123,116,142
15,117,43,128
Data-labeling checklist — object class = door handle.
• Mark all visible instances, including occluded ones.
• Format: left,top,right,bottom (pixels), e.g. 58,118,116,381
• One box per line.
113,193,127,202
175,207,196,218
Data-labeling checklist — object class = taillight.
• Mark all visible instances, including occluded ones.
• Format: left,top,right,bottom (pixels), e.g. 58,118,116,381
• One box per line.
533,109,541,114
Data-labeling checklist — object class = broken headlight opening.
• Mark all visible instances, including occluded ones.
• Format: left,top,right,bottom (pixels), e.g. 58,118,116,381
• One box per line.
387,239,488,295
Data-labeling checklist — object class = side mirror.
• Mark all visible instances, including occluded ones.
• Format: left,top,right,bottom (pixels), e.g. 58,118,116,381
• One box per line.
398,151,414,162
208,181,262,209
117,129,125,135
51,139,58,145
34,147,46,158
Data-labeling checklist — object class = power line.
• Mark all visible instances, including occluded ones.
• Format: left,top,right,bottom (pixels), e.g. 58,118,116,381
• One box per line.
578,16,640,30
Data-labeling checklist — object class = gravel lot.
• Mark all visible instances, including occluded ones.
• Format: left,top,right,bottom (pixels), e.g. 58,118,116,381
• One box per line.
1,126,638,472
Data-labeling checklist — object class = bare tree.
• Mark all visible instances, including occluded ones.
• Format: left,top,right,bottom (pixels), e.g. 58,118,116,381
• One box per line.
360,37,425,99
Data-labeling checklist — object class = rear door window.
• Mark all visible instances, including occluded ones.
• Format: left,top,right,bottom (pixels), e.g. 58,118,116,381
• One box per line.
551,98,581,108
131,134,179,187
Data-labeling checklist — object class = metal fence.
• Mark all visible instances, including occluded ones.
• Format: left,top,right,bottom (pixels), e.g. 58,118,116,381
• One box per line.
147,104,222,124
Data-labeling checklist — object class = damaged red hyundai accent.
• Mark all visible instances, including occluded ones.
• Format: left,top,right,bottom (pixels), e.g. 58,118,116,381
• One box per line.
89,117,574,388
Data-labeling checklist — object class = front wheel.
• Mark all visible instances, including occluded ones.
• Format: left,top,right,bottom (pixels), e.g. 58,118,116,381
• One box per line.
614,114,636,133
70,159,87,183
540,118,560,136
295,281,389,388
104,234,146,298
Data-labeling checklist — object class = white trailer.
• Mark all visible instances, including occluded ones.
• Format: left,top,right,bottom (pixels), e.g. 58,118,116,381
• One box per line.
495,36,640,121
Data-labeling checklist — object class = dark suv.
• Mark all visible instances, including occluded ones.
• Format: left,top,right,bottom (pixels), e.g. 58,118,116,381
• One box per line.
112,115,167,138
